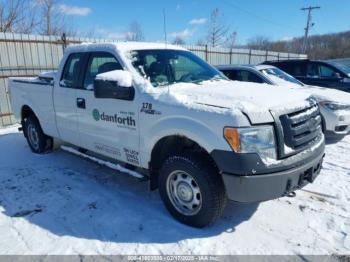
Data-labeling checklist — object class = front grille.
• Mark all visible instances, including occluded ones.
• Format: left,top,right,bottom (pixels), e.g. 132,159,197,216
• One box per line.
279,104,322,153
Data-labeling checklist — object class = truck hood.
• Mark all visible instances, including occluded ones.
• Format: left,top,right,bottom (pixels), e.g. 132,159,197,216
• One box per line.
168,80,312,124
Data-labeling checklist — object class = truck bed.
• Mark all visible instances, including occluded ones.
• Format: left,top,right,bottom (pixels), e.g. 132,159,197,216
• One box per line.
9,76,58,137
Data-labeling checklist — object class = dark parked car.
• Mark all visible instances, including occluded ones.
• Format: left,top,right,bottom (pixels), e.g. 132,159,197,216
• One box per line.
262,59,350,92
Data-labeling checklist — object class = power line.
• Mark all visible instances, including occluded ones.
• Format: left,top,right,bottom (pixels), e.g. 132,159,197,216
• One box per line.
220,0,299,31
301,6,321,53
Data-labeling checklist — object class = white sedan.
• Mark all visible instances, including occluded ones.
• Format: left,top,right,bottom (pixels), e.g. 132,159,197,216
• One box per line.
217,64,350,137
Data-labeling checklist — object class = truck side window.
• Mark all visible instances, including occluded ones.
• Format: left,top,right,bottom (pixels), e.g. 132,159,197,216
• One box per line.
61,53,85,88
84,52,123,90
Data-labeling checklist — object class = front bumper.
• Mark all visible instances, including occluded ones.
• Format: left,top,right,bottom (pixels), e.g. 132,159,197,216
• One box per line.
322,108,350,135
211,138,325,202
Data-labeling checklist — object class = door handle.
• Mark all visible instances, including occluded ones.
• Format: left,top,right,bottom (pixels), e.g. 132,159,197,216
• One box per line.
77,98,86,109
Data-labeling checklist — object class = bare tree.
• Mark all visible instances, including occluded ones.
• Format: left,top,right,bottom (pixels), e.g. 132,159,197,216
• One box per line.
0,0,38,33
207,8,229,47
126,21,144,41
37,0,76,36
196,38,206,46
247,36,271,50
172,36,185,45
225,31,237,49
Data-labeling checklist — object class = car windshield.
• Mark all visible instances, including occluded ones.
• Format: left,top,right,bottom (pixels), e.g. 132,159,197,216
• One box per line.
327,61,350,76
130,49,226,87
260,67,304,86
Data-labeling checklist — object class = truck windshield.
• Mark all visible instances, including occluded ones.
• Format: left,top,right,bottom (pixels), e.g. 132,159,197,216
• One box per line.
260,67,304,86
130,49,225,87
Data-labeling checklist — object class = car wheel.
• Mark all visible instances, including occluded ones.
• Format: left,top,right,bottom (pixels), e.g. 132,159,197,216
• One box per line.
24,115,52,154
158,153,227,228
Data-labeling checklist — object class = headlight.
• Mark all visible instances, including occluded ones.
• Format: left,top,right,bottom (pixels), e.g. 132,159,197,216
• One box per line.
224,126,277,160
319,101,350,111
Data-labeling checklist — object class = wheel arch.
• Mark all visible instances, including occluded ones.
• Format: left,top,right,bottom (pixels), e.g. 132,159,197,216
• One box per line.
148,134,219,190
21,105,38,137
21,105,36,122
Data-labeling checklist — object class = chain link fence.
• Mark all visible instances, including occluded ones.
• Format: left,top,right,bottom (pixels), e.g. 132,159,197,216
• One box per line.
0,32,307,127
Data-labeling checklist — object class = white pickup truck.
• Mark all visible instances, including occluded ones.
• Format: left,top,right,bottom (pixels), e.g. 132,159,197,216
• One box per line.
9,42,325,227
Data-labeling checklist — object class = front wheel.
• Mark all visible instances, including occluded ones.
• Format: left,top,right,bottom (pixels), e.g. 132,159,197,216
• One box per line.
24,115,52,154
158,153,227,228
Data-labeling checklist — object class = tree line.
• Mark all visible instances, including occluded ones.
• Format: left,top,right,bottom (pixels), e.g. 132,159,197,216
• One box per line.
247,31,350,60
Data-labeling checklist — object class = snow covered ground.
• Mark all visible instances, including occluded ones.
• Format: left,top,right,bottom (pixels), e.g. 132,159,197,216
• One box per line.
0,125,349,255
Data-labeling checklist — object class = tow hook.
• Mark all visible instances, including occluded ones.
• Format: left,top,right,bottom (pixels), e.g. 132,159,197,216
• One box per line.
284,179,296,197
287,191,296,198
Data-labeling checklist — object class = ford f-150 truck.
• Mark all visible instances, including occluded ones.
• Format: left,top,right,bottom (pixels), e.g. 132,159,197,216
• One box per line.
9,42,325,227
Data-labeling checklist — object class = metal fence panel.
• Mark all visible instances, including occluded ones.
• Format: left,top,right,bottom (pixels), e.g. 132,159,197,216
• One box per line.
0,32,307,127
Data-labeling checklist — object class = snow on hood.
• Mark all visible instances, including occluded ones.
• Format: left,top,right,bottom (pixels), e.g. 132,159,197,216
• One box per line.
162,80,312,123
259,72,350,105
299,85,350,105
278,82,350,105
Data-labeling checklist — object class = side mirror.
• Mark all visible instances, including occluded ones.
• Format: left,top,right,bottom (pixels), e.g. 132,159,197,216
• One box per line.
334,72,342,79
94,70,135,100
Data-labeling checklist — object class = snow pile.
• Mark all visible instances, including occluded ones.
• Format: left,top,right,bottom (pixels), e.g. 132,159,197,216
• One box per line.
95,70,133,87
0,124,20,135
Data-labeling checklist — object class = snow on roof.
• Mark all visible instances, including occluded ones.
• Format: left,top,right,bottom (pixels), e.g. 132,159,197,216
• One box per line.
255,64,277,70
115,42,186,52
215,64,255,70
66,41,186,53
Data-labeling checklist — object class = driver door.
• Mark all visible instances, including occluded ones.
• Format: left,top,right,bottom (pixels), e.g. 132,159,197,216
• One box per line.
76,51,140,165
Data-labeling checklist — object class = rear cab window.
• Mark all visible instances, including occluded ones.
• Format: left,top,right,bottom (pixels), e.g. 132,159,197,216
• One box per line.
60,53,86,88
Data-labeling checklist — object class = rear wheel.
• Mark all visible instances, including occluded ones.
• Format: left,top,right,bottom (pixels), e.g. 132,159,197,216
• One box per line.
158,153,227,228
24,115,52,154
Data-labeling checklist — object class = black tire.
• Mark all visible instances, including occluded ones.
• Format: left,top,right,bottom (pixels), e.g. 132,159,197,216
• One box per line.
158,153,227,228
24,115,52,154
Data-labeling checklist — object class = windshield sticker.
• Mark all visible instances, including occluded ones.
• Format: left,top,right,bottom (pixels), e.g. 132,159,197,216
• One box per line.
124,148,139,165
92,109,136,130
141,103,161,115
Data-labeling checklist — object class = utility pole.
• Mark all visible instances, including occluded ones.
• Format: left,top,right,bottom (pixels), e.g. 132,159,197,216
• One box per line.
301,6,320,54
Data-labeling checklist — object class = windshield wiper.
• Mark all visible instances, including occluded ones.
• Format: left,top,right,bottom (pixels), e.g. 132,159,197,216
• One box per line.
210,74,224,81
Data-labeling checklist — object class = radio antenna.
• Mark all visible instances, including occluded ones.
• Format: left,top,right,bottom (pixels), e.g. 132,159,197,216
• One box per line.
163,8,168,47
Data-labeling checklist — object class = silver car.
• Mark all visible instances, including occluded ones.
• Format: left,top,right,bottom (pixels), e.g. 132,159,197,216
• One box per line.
217,64,350,137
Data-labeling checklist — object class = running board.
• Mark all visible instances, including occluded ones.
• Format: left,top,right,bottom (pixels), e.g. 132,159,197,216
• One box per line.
61,145,146,180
